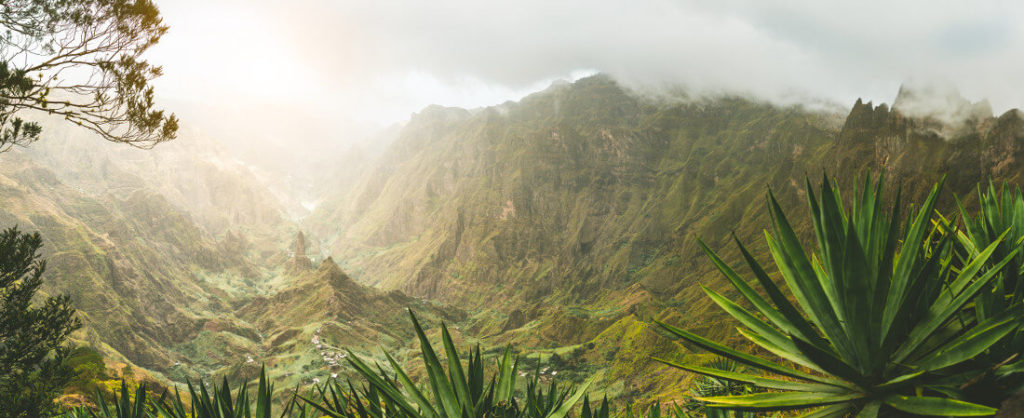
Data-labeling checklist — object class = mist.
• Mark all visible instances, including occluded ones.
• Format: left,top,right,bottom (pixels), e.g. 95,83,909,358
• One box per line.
146,0,1024,143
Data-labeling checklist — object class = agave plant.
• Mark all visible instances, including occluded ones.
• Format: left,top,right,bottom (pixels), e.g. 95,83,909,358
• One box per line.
950,181,1024,403
62,367,305,418
304,310,591,418
304,376,412,418
60,381,160,417
579,395,611,418
657,174,1021,416
521,368,593,418
579,394,693,418
682,359,758,418
153,366,303,418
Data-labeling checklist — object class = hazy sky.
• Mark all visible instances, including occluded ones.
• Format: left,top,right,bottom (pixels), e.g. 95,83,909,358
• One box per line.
147,0,1024,141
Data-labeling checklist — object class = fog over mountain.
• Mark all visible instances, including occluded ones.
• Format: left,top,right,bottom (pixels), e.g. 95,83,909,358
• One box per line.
134,0,1024,203
151,0,1024,135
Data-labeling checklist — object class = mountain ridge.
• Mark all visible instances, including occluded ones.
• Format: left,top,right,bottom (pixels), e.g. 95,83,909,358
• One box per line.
304,74,1024,400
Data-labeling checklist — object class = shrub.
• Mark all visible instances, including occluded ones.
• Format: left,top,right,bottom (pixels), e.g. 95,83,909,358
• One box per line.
0,227,81,417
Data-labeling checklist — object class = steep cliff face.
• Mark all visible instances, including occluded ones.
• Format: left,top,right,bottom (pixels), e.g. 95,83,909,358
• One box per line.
305,76,1024,401
308,76,839,311
0,152,257,374
833,86,1024,203
20,122,294,255
0,132,454,390
318,78,1024,312
0,121,337,387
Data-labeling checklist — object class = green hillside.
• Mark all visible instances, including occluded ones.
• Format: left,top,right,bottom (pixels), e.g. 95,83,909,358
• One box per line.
0,127,457,404
306,75,1024,402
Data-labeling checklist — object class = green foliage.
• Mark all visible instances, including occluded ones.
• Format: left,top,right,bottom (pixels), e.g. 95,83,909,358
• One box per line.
65,346,111,404
304,377,407,418
55,311,600,418
166,366,310,418
63,381,155,418
950,181,1024,403
96,381,157,418
305,309,592,418
658,174,1020,416
0,0,178,150
579,395,699,418
681,359,757,418
67,347,107,376
0,226,82,417
62,367,307,418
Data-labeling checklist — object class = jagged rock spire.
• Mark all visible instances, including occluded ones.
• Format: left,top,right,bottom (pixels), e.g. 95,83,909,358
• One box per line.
285,231,312,274
295,231,307,258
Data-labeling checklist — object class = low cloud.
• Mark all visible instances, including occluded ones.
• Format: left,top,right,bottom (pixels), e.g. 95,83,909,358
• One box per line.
149,0,1024,135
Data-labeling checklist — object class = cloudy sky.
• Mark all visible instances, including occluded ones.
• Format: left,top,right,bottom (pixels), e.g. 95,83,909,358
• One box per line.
147,0,1024,142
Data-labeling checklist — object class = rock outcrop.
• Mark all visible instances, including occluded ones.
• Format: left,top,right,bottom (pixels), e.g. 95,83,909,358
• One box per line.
284,231,313,274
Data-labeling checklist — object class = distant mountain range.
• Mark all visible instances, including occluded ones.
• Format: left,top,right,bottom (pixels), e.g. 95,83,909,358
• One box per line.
4,74,1024,402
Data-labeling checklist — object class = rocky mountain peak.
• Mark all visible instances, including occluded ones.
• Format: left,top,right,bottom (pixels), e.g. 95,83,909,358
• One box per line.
294,231,307,256
317,256,342,276
285,231,312,274
892,80,992,127
410,105,472,125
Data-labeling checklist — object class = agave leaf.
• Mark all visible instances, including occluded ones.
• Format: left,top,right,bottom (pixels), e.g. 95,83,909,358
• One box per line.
135,384,147,417
765,192,855,363
894,242,1020,363
852,401,880,418
697,391,862,409
655,358,847,393
793,403,852,418
154,387,190,418
733,235,829,350
546,376,594,418
700,286,814,363
440,323,473,407
494,346,517,402
599,396,610,418
735,328,833,376
954,196,981,257
808,176,850,334
408,310,461,418
878,233,955,356
384,350,440,417
655,320,848,387
945,229,1011,297
698,239,806,341
836,215,874,374
255,366,272,418
913,315,1018,371
883,395,998,416
344,350,422,417
872,371,924,391
702,284,861,385
297,393,350,418
868,181,901,350
789,334,865,386
881,177,945,340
